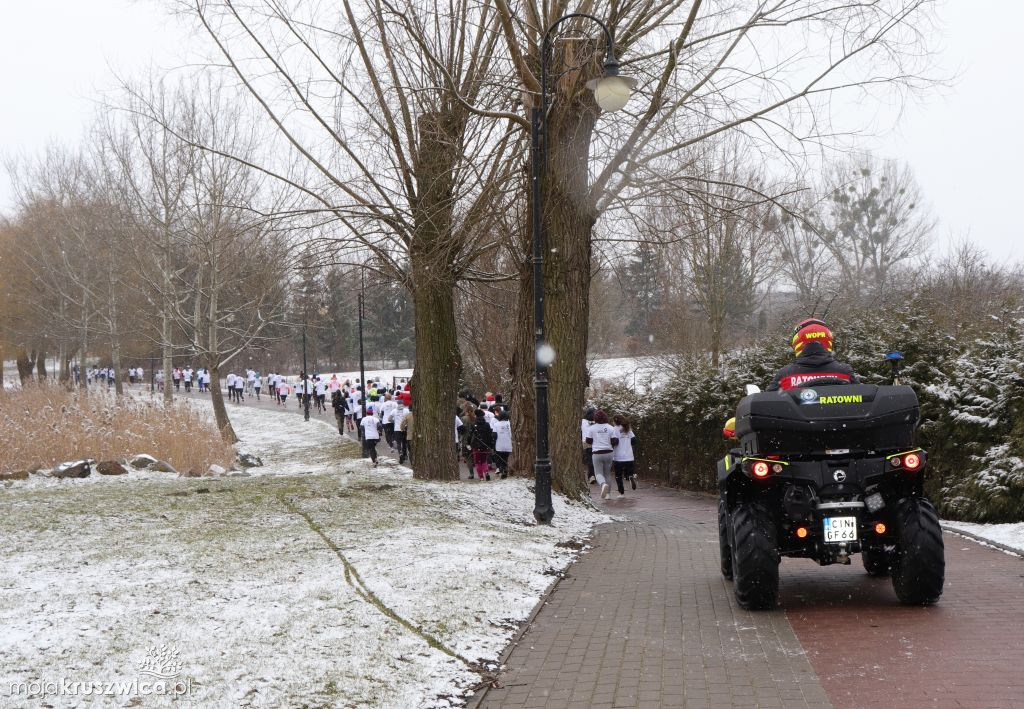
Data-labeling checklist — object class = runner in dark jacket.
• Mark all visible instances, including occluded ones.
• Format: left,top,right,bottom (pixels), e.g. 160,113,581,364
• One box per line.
767,319,859,391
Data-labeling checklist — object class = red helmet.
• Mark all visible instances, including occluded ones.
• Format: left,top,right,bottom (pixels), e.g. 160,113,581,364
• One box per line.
791,318,833,355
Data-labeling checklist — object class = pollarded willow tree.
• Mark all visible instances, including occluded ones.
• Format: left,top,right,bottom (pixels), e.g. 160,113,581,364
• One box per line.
177,0,522,479
483,0,937,498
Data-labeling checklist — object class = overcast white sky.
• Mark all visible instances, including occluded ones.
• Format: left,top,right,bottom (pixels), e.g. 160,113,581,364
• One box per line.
0,0,1020,262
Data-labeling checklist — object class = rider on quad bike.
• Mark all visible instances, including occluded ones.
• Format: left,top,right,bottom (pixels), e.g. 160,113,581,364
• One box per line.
717,318,944,610
767,318,859,391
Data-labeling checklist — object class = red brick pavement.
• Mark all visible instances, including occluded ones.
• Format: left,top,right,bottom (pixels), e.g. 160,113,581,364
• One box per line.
783,533,1024,709
477,485,1024,708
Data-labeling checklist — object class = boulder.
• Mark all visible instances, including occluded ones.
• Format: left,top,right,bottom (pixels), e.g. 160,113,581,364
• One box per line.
236,453,263,468
209,464,227,476
149,460,178,474
0,470,29,481
96,460,128,476
129,454,158,470
53,460,93,478
179,469,205,478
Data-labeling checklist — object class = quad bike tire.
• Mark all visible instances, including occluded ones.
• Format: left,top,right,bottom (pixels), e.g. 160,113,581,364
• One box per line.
718,499,733,580
730,500,780,610
891,497,945,605
861,544,895,577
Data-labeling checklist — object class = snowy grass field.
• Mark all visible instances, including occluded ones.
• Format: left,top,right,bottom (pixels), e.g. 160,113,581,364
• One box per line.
0,403,606,707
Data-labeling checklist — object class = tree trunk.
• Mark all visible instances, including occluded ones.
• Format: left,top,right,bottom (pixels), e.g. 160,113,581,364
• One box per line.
208,360,239,443
409,269,460,481
36,350,48,382
508,239,537,477
540,95,599,500
405,108,464,481
111,340,124,397
78,289,89,391
162,247,175,405
16,348,33,385
710,323,722,369
60,348,72,386
162,310,173,406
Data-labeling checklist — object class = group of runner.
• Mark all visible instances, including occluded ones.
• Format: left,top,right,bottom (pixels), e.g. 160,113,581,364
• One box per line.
582,408,638,500
158,367,213,392
456,391,513,481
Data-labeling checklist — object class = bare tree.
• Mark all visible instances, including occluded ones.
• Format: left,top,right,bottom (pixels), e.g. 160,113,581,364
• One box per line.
489,0,937,496
772,196,839,306
167,0,522,477
818,155,935,294
101,77,200,405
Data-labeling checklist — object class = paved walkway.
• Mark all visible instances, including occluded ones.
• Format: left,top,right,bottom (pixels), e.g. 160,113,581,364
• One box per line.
477,486,1024,709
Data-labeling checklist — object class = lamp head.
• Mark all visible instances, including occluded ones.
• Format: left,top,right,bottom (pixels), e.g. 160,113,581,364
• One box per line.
586,63,637,112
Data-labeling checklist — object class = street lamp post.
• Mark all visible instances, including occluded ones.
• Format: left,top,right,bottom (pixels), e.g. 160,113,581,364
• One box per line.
531,14,635,524
357,269,367,455
302,325,310,421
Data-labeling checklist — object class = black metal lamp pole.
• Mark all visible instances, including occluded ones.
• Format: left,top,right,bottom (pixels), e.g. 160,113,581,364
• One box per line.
531,14,631,524
358,271,367,454
302,324,310,421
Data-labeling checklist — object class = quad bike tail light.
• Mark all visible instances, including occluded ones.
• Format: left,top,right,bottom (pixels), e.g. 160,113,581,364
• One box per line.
874,522,887,534
887,450,926,472
744,457,787,479
796,526,809,538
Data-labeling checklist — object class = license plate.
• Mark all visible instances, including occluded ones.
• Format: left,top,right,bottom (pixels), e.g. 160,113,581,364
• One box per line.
826,448,851,455
823,516,858,543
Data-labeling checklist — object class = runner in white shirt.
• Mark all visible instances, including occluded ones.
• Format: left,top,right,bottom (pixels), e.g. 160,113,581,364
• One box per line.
585,410,620,500
315,378,328,413
493,410,512,479
612,414,638,496
360,412,381,465
253,374,262,400
380,395,398,450
349,389,363,432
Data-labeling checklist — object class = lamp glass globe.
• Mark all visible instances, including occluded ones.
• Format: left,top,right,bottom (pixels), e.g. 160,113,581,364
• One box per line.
594,75,632,112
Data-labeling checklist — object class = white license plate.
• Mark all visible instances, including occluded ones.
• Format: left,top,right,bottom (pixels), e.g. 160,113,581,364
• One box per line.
823,516,858,543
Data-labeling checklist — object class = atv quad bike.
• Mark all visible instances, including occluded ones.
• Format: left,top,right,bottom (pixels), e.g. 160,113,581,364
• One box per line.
718,379,944,610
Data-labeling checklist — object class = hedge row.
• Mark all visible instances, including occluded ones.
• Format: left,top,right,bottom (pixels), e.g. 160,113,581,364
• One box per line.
591,304,1024,523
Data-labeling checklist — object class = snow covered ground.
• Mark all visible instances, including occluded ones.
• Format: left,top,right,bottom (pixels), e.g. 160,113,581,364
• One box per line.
942,521,1024,556
0,401,606,707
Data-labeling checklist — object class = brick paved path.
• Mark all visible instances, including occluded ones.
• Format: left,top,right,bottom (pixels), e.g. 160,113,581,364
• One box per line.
478,488,830,709
476,487,1024,709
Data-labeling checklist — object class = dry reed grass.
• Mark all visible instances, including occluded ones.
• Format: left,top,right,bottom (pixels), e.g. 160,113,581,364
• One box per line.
0,384,235,474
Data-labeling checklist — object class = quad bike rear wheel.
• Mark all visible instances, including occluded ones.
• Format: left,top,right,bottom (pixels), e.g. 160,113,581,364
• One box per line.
861,544,895,577
891,497,945,605
718,499,733,580
730,500,779,610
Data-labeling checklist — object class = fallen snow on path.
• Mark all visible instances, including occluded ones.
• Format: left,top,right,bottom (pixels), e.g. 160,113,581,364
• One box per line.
942,521,1024,556
0,402,606,707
